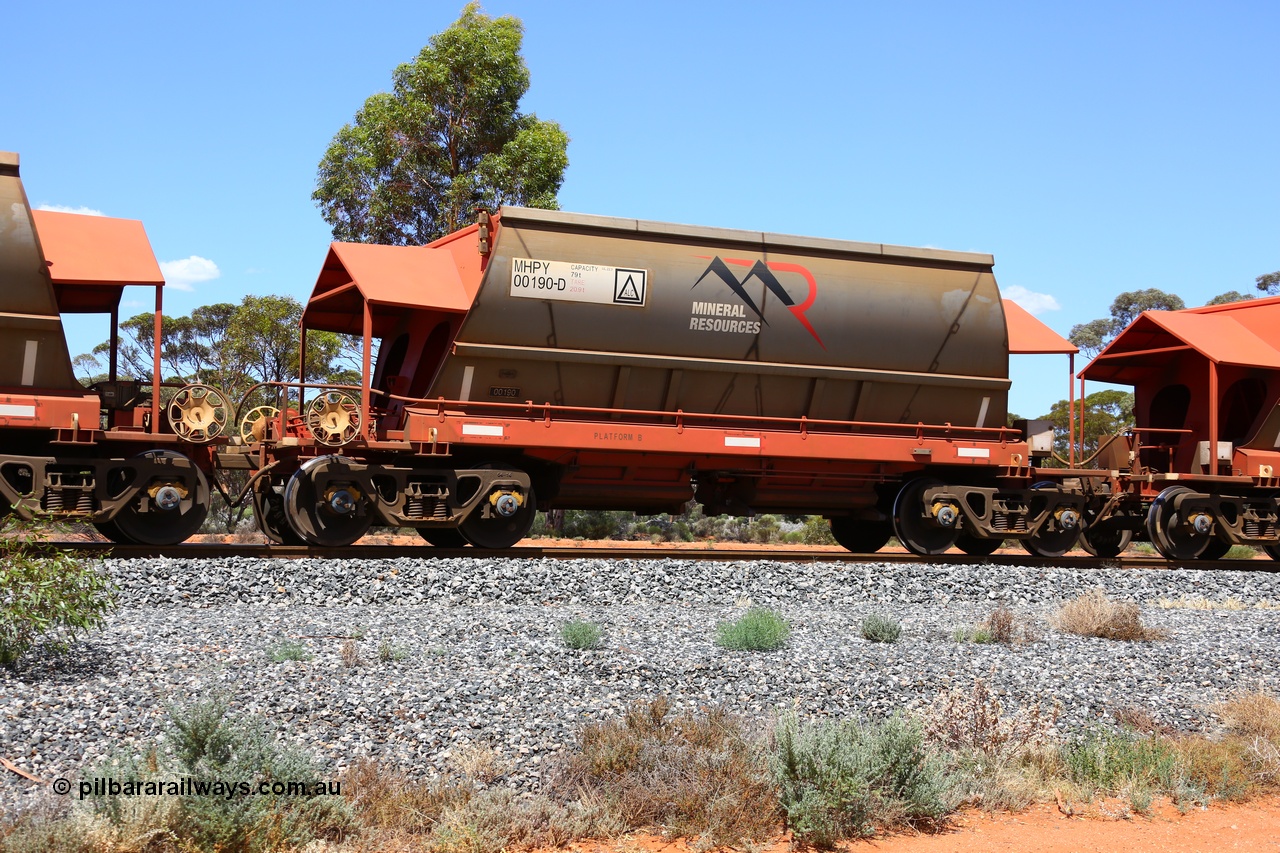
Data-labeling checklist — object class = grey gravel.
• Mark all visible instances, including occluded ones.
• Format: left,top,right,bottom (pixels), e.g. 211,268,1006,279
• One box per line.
3,555,1279,817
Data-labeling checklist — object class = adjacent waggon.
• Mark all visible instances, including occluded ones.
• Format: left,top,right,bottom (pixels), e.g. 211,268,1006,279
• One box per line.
3,151,1279,561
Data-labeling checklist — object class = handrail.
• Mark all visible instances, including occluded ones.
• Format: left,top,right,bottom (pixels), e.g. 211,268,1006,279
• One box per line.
393,394,1021,442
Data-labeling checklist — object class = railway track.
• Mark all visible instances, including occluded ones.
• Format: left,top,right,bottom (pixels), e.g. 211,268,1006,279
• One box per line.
40,540,1279,571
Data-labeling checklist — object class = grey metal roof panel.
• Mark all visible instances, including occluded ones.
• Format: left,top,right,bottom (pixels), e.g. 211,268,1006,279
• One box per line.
498,206,993,268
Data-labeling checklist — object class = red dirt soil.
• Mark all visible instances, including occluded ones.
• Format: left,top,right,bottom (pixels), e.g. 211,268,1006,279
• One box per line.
559,796,1280,853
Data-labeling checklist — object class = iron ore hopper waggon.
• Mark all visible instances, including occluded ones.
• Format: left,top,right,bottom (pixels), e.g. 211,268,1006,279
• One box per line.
4,151,1280,561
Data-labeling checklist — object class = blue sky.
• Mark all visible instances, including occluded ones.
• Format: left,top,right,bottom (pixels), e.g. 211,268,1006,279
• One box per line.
5,1,1277,419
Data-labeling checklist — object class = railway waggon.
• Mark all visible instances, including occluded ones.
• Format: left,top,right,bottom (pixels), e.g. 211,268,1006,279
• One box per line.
3,150,1279,561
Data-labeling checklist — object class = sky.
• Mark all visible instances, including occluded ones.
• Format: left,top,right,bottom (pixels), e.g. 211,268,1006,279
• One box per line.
5,0,1278,419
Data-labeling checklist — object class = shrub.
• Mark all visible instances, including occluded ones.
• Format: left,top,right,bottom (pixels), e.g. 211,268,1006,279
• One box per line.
0,516,116,668
923,678,1059,759
716,608,790,651
377,641,409,662
340,639,362,668
1215,690,1280,742
771,713,952,845
559,698,778,847
861,613,901,643
953,626,994,644
267,638,313,662
83,698,353,852
560,619,603,650
1061,728,1187,810
800,515,837,545
1051,589,1167,641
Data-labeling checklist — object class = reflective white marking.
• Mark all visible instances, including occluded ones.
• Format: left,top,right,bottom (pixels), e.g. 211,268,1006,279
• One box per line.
725,436,761,447
0,404,36,417
460,365,474,401
461,423,503,437
976,396,990,428
21,340,37,386
957,447,991,458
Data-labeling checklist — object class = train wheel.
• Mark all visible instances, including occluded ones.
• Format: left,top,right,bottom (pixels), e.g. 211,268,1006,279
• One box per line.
956,534,1002,556
283,456,372,547
93,519,136,544
111,450,210,546
828,517,893,553
1197,538,1232,560
1020,483,1081,558
1145,486,1210,560
892,478,958,556
252,482,305,545
460,483,536,549
417,527,469,547
1080,526,1133,558
1265,544,1280,562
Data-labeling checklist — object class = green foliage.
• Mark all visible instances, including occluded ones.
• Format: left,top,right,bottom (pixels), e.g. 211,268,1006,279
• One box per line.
86,296,348,400
1061,728,1188,808
0,517,116,669
87,698,353,852
1038,389,1135,462
314,3,569,245
560,619,602,650
1257,270,1280,295
1068,288,1186,358
267,639,313,662
860,614,901,644
716,608,791,651
771,713,951,845
1205,290,1253,306
799,515,837,545
378,641,409,662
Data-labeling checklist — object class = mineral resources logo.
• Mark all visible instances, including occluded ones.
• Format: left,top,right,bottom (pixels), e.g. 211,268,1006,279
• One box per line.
689,256,825,348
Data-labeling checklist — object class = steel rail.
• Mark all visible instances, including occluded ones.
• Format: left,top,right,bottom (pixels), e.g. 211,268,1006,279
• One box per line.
39,541,1280,571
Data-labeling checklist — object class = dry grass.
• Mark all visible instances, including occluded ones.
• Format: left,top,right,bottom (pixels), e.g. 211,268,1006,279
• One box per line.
923,678,1059,759
1112,706,1176,736
340,639,363,668
1156,595,1280,610
1215,691,1280,742
1051,589,1167,641
342,757,470,834
557,697,779,847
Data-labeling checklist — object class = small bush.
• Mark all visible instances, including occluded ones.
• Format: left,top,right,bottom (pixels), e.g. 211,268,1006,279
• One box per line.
800,515,837,545
340,639,362,668
560,619,603,650
772,713,952,845
1051,589,1167,641
861,613,901,643
1215,690,1280,742
559,698,779,847
0,516,116,668
377,641,409,662
267,638,313,662
924,678,1059,759
716,608,790,651
83,698,353,852
1061,728,1187,809
953,626,994,643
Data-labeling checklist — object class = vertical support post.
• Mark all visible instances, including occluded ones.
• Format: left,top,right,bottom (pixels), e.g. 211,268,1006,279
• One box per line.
1208,360,1219,474
361,300,372,440
298,323,308,411
1068,353,1076,467
151,286,162,434
1078,372,1086,463
109,304,119,383
292,322,308,439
